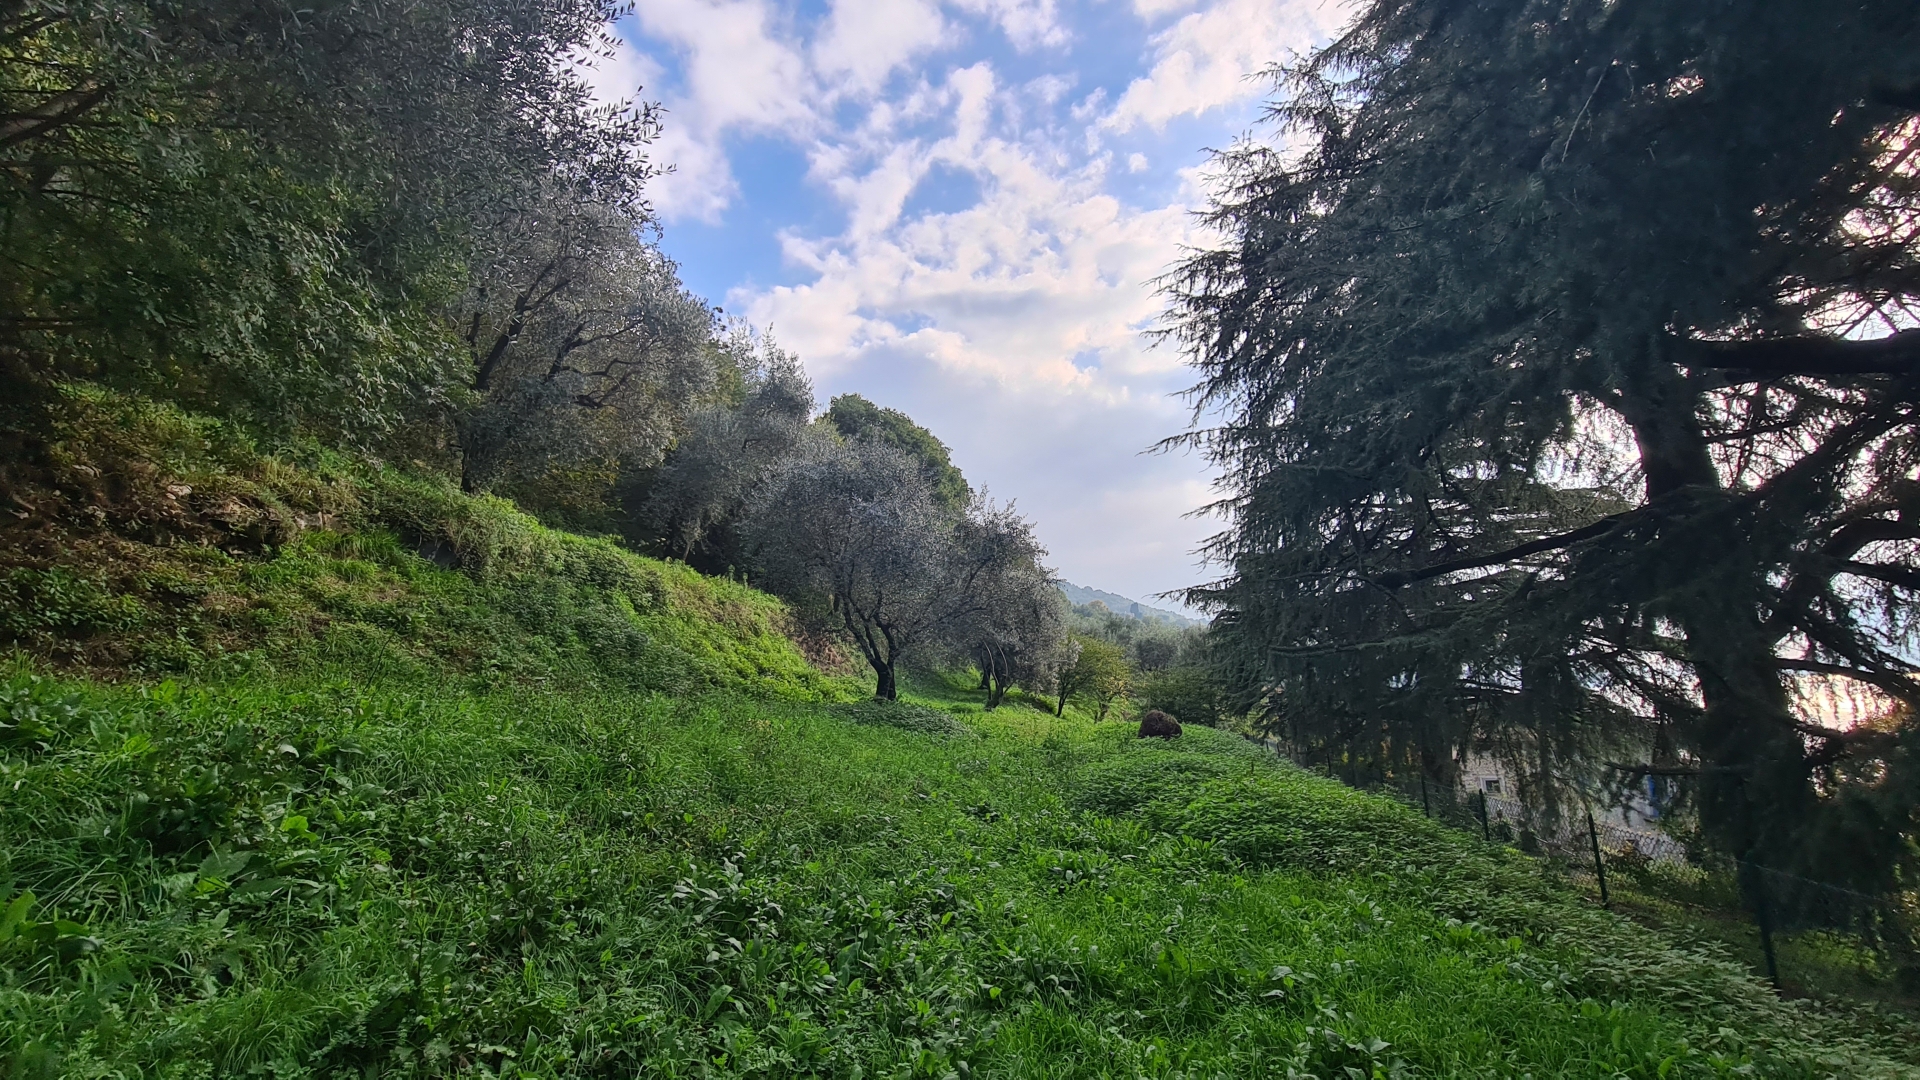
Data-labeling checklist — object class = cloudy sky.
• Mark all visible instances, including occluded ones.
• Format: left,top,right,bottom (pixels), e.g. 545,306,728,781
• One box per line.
602,0,1352,609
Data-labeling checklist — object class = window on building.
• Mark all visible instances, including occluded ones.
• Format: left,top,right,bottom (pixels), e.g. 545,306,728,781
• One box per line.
1481,778,1502,795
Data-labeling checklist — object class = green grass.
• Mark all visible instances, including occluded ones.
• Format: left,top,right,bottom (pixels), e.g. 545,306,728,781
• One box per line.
3,669,1914,1078
1,386,855,702
3,387,1916,1076
1591,859,1920,1024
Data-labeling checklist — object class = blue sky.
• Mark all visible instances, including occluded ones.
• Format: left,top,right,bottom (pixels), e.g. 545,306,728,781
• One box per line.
592,0,1351,609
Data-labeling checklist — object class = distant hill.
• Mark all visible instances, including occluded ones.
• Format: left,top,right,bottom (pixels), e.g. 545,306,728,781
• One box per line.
1058,580,1201,627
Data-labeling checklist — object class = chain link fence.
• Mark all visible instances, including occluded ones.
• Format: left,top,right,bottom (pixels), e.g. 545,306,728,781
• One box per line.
1737,861,1920,991
1253,736,1920,1000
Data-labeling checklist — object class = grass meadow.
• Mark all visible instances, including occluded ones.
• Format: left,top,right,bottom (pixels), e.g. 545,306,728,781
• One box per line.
3,389,1914,1077
4,666,1914,1078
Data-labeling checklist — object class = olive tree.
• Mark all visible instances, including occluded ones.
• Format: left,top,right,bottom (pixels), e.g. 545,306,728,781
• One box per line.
946,507,1070,709
1,0,658,441
455,196,716,495
638,336,818,568
744,440,1054,700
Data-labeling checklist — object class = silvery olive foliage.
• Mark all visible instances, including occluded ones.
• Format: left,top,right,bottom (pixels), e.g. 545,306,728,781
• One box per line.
638,335,821,567
455,196,717,494
744,439,1063,701
946,510,1072,710
1,0,659,441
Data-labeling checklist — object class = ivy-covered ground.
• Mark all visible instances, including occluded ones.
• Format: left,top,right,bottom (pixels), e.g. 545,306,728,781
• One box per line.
4,668,1916,1078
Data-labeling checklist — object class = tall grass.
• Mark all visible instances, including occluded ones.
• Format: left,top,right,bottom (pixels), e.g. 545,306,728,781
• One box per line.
3,669,1911,1078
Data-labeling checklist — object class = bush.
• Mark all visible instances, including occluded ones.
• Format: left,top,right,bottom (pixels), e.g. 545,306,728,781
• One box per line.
1137,664,1232,727
0,568,145,641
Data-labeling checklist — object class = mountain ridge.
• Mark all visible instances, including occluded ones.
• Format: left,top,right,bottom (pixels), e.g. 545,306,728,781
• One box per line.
1057,580,1200,627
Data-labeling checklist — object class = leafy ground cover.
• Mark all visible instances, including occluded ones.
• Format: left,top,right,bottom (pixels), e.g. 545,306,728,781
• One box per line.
3,387,1916,1076
4,665,1916,1078
1592,859,1920,1023
0,386,850,700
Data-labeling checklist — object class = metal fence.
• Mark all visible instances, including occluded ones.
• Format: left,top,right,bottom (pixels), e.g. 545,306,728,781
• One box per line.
1738,861,1920,989
1253,736,1919,996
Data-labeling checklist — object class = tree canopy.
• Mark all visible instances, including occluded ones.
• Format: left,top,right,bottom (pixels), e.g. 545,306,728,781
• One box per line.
825,394,973,513
1,0,676,451
1171,0,1920,889
637,335,819,571
1056,634,1130,720
744,439,1058,700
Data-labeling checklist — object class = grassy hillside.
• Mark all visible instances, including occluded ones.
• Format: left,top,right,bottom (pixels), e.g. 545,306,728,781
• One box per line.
2,390,1916,1077
6,672,1916,1078
0,386,848,699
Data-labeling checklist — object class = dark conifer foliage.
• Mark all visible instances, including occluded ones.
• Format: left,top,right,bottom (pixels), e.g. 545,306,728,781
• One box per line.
1170,0,1920,889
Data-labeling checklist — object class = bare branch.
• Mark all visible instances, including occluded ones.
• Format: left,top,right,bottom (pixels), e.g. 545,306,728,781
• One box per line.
1373,510,1636,588
1674,328,1920,378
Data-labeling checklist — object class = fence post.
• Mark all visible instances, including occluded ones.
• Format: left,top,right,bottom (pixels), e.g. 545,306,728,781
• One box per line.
1741,859,1782,990
1476,790,1491,841
1585,808,1610,907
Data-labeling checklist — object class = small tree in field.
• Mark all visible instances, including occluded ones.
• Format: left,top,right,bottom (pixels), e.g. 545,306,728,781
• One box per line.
951,510,1070,710
1049,637,1084,716
1058,636,1129,720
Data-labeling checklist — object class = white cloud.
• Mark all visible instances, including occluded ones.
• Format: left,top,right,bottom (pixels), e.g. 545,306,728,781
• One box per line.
949,0,1069,50
647,126,740,222
626,0,814,220
813,0,951,93
571,35,733,219
731,58,1228,601
571,35,665,116
618,0,1350,602
1026,73,1073,104
749,135,1199,394
633,0,812,128
1102,0,1350,133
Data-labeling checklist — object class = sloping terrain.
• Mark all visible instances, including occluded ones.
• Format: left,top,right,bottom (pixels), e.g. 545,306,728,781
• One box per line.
0,387,846,698
8,675,1915,1077
1,392,1914,1077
